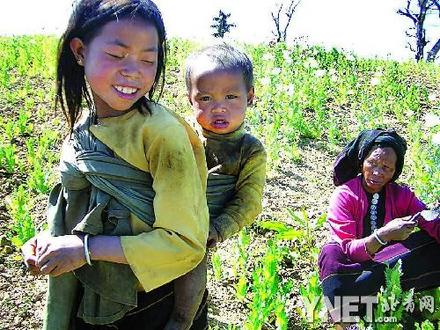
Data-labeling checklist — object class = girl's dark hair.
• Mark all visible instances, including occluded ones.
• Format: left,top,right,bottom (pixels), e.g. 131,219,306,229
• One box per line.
56,0,167,133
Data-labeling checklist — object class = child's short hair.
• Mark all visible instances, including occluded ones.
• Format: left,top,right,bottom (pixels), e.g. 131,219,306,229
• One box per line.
185,43,254,92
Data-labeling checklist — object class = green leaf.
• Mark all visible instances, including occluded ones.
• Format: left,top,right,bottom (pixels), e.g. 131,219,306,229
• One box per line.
259,220,290,233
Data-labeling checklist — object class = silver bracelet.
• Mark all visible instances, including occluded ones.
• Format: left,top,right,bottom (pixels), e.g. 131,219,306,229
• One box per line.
84,234,93,266
373,229,387,246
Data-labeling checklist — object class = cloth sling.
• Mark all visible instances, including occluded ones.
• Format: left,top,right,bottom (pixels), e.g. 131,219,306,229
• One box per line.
44,116,157,329
206,173,237,220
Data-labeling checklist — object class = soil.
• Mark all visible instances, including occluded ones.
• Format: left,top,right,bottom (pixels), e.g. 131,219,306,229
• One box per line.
0,69,437,330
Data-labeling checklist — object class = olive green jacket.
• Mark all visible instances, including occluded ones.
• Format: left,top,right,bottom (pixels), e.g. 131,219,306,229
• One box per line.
203,125,267,242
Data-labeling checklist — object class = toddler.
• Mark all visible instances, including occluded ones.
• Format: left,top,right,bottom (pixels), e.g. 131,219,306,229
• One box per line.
166,44,267,329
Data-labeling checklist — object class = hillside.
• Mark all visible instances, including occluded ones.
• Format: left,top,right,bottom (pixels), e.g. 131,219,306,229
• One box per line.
0,36,439,329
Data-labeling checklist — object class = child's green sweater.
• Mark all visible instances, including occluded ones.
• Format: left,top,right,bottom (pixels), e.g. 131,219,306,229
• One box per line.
203,125,266,241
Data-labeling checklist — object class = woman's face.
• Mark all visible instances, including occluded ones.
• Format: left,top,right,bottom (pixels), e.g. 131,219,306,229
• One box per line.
361,146,397,193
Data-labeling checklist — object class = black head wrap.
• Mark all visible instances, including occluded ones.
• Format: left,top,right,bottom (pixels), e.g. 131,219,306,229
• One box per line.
332,129,407,186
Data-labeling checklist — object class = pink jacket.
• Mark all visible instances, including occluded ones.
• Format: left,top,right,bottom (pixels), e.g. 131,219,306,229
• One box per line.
327,176,440,262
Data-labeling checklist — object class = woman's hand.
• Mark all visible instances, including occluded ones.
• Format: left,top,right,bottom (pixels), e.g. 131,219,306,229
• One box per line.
377,215,418,242
36,235,86,276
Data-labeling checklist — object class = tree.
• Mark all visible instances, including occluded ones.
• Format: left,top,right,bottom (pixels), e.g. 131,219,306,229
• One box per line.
397,0,440,62
271,0,302,43
211,10,236,39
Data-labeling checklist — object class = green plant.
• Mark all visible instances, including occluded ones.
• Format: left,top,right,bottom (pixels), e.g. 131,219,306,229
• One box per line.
365,260,413,329
211,251,223,281
415,320,437,330
259,210,326,263
232,228,251,277
406,119,439,204
17,109,33,135
6,185,35,247
287,209,326,251
28,159,52,194
298,271,325,328
258,220,302,240
3,120,18,142
235,275,248,302
233,229,251,301
25,137,36,163
244,240,292,330
0,144,17,173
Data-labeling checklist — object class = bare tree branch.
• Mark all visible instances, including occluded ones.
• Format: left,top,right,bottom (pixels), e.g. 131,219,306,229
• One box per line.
397,0,418,24
271,0,301,43
427,38,440,61
397,0,438,61
271,4,283,41
282,0,302,41
428,0,440,13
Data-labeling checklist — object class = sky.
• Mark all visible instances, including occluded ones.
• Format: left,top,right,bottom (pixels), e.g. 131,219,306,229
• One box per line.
1,0,439,61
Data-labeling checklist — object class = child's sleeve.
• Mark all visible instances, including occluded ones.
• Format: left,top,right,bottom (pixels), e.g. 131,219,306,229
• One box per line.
120,123,209,292
212,140,267,242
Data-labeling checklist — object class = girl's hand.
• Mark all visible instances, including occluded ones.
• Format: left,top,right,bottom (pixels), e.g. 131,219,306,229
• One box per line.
22,231,50,275
207,224,219,248
378,215,418,242
36,235,86,276
22,236,39,275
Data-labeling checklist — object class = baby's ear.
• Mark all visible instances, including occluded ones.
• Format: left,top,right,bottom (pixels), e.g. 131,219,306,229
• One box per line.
247,86,255,106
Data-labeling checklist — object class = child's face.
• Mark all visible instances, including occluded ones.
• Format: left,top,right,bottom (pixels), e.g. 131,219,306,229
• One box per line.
70,18,159,118
189,67,254,134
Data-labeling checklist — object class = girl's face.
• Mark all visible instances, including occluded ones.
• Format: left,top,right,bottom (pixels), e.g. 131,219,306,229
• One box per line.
70,18,159,118
361,146,397,193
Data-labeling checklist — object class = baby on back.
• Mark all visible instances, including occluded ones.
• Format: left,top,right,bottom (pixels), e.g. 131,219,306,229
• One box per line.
166,44,267,329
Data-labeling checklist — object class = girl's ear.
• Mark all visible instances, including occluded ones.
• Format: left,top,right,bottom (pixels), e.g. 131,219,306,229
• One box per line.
247,86,255,106
70,37,86,66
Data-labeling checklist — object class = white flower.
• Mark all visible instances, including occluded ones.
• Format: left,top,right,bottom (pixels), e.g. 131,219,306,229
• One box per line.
424,113,440,128
306,58,319,69
330,75,338,83
283,50,293,64
432,132,440,145
263,53,274,61
315,69,326,78
370,77,381,86
271,67,282,75
346,54,355,61
260,77,270,86
328,68,337,76
286,84,294,96
428,93,437,102
374,71,383,78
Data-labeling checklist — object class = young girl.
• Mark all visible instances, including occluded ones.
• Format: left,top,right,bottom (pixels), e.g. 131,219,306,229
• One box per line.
21,1,209,329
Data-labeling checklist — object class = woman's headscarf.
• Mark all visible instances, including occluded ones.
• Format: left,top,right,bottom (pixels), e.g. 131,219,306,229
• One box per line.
332,129,407,186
